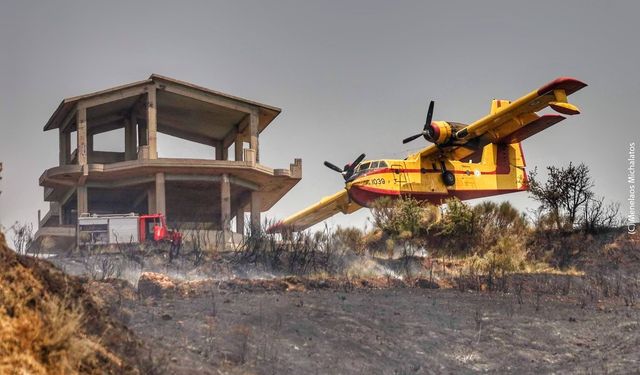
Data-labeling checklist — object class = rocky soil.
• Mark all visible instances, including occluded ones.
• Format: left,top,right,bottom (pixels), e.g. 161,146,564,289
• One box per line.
98,271,640,375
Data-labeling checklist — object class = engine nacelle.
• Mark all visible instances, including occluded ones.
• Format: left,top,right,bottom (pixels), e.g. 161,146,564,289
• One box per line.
427,121,467,145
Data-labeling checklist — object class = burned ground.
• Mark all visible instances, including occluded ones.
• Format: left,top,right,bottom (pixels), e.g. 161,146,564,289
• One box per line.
122,277,640,374
7,228,640,374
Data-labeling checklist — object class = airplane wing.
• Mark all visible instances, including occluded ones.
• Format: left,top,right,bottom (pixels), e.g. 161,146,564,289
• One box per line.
411,77,587,161
271,189,362,232
458,77,586,140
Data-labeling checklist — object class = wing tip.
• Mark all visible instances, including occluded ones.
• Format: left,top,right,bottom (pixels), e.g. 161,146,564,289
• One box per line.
267,221,302,233
537,77,588,96
266,220,284,233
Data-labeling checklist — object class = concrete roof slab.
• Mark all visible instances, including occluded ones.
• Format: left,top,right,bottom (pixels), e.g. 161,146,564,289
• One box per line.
44,74,282,141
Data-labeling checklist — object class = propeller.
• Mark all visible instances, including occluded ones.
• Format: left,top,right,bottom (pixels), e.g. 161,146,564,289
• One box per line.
324,153,366,181
403,100,435,144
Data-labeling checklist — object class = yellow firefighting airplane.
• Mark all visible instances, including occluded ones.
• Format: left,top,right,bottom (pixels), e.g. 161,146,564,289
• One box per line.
272,77,587,231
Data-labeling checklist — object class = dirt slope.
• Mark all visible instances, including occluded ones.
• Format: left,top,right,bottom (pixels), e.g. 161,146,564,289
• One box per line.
0,231,154,374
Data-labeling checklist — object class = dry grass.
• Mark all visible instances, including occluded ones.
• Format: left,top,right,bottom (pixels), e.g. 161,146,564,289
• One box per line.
0,230,153,374
0,232,94,373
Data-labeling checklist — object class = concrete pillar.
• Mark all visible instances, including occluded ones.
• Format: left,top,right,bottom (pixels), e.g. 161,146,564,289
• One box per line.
76,185,88,247
155,172,166,216
220,173,231,233
250,191,261,232
215,142,229,161
88,133,94,152
59,128,70,165
87,133,94,163
222,146,228,161
77,107,87,165
137,118,149,160
147,186,156,214
215,141,229,161
58,202,64,226
236,207,245,234
77,185,88,215
234,139,243,161
76,108,89,228
138,119,147,147
125,117,137,160
249,111,259,163
146,86,158,159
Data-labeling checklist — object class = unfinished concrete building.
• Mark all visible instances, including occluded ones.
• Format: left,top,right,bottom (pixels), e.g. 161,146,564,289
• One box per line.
36,74,301,245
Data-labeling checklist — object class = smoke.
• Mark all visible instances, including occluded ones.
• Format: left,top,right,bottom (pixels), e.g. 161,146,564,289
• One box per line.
49,248,429,288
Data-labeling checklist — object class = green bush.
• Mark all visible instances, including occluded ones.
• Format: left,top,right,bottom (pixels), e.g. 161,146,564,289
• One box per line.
370,196,438,238
428,198,476,255
370,197,531,258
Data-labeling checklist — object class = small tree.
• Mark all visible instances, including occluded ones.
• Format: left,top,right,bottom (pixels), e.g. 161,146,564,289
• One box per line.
528,162,594,230
581,196,620,233
9,221,33,255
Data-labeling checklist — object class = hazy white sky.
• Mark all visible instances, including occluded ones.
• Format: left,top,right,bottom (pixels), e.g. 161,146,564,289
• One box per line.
1,1,638,230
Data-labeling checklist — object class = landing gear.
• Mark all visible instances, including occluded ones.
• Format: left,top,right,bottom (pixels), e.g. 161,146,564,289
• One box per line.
440,162,456,187
442,170,455,186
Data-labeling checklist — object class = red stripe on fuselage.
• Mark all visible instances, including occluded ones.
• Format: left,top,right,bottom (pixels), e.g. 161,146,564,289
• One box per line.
348,184,527,207
358,165,511,178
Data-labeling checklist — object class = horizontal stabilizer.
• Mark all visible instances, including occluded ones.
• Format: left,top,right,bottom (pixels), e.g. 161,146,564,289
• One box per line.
549,101,580,115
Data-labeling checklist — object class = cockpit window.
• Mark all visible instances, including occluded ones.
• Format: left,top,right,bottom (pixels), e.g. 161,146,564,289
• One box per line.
354,161,389,175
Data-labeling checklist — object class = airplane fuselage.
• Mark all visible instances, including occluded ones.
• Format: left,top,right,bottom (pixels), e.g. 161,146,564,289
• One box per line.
346,142,527,207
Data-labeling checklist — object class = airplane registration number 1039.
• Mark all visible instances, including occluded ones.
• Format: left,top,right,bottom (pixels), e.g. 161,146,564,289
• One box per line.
362,178,386,186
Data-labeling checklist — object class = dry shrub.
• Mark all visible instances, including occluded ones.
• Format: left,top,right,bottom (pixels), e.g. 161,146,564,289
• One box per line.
237,223,352,276
526,229,633,269
334,226,366,255
0,230,153,374
361,229,386,256
461,234,529,290
603,232,639,259
472,201,528,251
370,196,439,238
0,233,93,374
479,234,528,275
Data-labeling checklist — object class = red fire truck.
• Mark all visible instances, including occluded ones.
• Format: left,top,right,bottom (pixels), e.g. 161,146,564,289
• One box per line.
78,213,182,250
